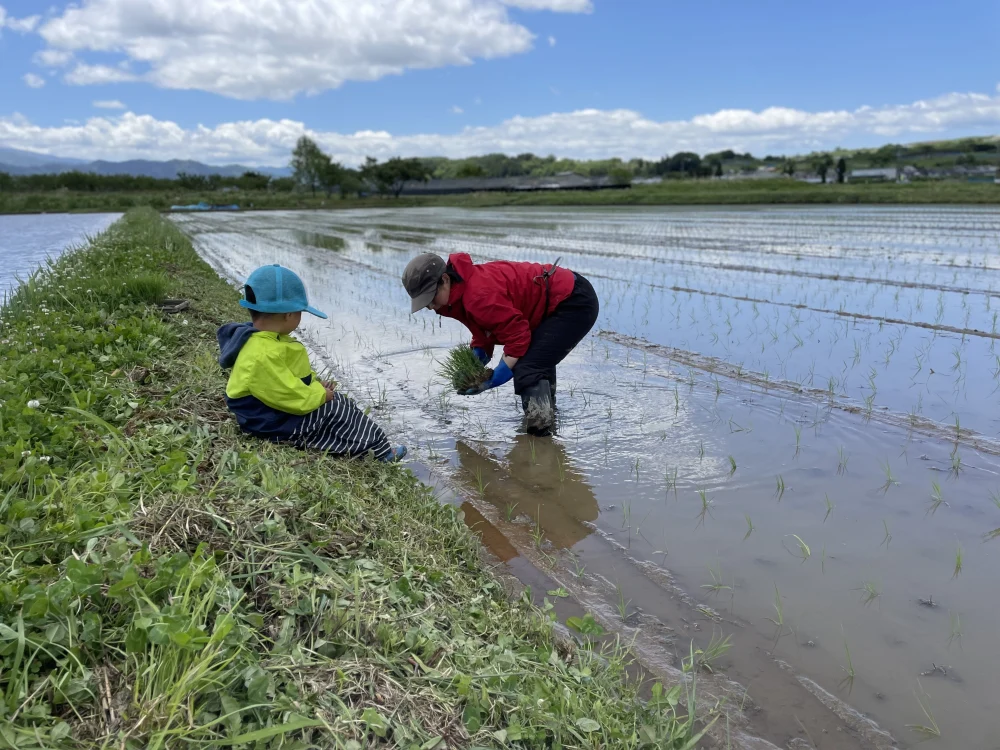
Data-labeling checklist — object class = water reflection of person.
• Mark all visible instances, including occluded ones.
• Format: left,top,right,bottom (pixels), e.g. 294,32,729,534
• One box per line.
456,436,599,550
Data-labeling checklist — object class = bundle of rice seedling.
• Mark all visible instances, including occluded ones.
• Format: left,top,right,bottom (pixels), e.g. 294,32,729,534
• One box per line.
440,345,492,391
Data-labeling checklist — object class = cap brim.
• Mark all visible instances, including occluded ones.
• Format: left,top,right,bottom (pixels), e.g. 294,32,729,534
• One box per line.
303,305,328,319
410,289,436,313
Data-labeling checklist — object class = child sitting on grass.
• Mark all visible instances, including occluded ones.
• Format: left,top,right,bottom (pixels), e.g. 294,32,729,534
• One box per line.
217,264,406,462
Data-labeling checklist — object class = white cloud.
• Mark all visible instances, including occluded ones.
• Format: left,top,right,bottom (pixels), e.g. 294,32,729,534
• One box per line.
502,0,592,10
548,35,556,46
451,105,465,114
23,73,46,89
93,99,127,109
65,63,138,85
6,13,40,32
34,48,74,67
1,87,998,166
32,0,596,100
0,6,40,33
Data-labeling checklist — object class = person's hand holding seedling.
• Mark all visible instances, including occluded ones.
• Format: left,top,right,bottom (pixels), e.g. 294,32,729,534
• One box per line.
323,380,337,402
461,355,517,395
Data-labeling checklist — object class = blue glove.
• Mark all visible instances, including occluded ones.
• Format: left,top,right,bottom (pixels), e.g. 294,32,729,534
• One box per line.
471,347,490,365
462,360,513,395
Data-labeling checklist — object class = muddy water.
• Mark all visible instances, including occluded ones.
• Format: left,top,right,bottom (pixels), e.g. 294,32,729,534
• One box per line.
176,206,1000,749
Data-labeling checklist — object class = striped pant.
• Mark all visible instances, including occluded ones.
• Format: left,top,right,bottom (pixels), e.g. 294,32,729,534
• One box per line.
290,393,391,460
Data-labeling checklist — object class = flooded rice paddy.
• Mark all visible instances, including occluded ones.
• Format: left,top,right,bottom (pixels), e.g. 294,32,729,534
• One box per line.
0,213,120,298
175,206,1000,749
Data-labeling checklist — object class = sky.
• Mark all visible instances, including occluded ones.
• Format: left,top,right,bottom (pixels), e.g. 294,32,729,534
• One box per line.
0,0,998,167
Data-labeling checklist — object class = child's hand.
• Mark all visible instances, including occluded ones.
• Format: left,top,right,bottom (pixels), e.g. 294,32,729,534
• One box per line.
324,383,337,402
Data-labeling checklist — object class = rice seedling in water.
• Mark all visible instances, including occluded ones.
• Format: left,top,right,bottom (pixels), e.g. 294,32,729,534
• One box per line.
881,519,892,549
793,424,802,456
948,612,962,648
696,489,714,526
471,466,489,497
952,543,963,578
439,344,490,391
685,631,733,673
775,474,786,500
950,446,963,475
928,480,947,514
837,446,849,474
907,682,941,739
615,582,631,621
859,581,881,608
504,502,518,522
701,565,732,597
665,466,678,497
766,583,788,648
743,514,755,540
840,627,856,694
727,455,737,476
878,459,899,494
784,534,811,563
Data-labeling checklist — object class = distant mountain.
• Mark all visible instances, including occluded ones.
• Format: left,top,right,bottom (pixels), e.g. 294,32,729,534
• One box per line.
0,147,290,178
0,147,87,169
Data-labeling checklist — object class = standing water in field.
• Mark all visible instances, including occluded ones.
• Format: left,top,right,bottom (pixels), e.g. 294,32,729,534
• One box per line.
176,206,1000,749
0,213,120,299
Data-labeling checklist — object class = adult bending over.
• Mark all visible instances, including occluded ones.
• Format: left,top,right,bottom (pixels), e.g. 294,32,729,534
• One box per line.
402,252,599,435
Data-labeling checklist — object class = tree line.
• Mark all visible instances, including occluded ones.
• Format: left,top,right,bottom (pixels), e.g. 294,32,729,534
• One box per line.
1,135,994,194
0,170,293,193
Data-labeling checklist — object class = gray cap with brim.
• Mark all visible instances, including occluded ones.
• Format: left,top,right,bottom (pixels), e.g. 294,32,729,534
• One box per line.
402,253,446,313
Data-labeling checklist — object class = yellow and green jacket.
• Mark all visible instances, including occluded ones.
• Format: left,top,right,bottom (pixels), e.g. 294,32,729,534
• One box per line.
217,323,326,439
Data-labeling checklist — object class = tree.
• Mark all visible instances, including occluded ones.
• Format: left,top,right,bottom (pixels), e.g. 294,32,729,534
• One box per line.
608,167,632,186
457,162,486,178
238,171,271,191
782,159,796,178
835,157,847,184
870,144,898,167
815,155,834,184
290,136,327,194
177,172,209,190
713,161,723,178
336,168,364,199
317,159,345,196
361,157,432,197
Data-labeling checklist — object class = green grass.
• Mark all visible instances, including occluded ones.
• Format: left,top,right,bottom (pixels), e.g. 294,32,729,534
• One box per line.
1,176,999,216
0,208,709,748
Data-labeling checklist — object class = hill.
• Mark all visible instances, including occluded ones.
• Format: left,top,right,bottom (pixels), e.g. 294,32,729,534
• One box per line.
0,148,290,178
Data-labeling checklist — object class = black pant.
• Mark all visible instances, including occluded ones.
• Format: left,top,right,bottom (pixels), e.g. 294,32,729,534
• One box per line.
513,273,599,395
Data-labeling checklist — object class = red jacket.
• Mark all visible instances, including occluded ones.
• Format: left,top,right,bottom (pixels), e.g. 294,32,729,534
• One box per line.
436,253,576,358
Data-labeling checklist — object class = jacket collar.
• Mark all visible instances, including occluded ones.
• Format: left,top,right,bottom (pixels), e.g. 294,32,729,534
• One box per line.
444,253,475,309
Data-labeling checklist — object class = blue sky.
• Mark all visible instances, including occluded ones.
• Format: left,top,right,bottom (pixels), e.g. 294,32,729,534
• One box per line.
0,0,998,166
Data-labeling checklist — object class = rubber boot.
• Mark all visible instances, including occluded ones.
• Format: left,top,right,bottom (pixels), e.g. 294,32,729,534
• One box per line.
521,380,555,436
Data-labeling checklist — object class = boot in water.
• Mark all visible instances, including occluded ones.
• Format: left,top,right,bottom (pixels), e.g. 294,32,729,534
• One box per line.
521,380,555,436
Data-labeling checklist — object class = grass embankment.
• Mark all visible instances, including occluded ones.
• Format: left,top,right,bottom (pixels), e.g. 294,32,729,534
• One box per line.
1,178,998,215
0,208,710,748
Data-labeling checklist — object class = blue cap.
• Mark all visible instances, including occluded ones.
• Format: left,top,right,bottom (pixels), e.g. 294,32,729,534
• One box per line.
240,264,328,319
